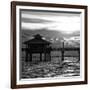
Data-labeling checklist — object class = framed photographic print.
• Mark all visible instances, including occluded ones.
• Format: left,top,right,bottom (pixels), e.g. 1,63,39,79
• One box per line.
11,1,88,89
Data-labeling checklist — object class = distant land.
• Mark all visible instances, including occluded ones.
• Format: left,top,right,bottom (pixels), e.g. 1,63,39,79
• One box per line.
21,29,80,48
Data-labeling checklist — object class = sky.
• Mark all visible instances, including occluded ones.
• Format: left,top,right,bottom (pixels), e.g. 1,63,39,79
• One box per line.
21,10,81,34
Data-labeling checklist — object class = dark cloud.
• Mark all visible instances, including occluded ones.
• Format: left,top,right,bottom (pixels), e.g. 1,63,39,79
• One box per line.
21,18,53,23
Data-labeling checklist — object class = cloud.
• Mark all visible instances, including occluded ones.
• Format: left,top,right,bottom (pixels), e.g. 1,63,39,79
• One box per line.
21,13,80,23
21,22,55,30
21,18,53,23
21,21,80,33
21,11,81,34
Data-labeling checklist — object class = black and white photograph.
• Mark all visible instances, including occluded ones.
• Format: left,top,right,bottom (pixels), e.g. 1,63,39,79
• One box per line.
11,1,87,89
20,10,80,79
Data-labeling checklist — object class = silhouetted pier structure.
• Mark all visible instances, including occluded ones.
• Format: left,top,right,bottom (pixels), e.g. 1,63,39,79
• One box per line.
22,34,80,62
23,34,51,62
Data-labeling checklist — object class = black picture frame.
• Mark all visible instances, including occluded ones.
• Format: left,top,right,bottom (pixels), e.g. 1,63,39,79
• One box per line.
11,1,88,89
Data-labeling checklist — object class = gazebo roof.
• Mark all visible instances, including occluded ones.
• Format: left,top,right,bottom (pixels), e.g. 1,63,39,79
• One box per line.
24,34,51,45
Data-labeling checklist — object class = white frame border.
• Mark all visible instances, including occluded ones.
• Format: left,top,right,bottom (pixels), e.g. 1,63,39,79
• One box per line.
16,5,85,85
